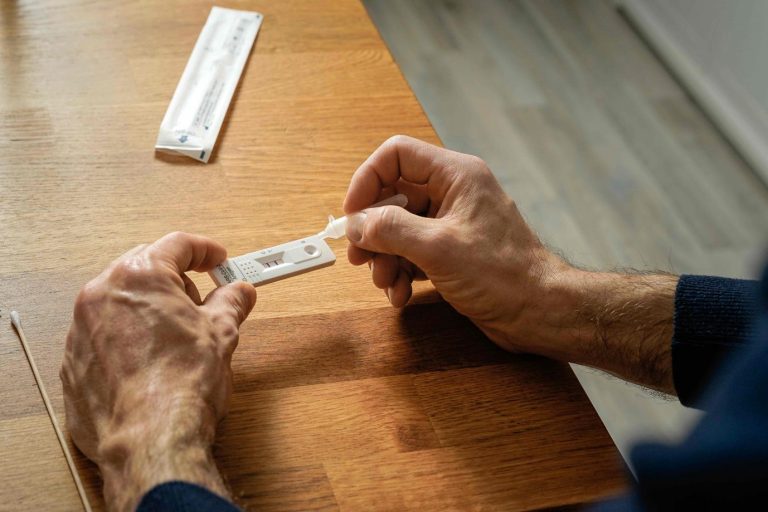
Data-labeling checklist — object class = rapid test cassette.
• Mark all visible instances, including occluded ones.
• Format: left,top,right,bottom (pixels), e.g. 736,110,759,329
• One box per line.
210,235,336,287
209,194,408,287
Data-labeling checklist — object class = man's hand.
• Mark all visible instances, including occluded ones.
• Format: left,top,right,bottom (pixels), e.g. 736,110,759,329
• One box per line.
344,135,567,353
344,136,678,393
60,232,256,512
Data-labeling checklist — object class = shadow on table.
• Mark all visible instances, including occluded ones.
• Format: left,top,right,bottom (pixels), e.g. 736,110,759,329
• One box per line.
212,294,625,509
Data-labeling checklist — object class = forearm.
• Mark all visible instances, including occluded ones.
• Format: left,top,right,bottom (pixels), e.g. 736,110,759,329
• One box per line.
526,266,678,394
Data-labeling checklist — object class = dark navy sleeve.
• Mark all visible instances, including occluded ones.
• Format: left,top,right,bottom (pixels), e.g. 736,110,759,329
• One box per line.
137,481,240,512
630,277,768,509
672,274,760,407
594,266,768,510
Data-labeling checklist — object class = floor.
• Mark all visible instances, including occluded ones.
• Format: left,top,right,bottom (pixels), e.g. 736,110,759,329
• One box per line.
364,0,768,467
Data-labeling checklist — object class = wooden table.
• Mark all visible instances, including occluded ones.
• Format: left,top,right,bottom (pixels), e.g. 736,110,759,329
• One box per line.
0,1,627,509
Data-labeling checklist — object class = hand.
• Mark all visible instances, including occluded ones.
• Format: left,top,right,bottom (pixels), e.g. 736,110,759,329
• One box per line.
60,232,257,511
343,135,565,353
344,136,677,392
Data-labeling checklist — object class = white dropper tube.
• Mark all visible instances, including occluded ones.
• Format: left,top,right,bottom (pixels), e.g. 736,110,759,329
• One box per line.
320,194,409,239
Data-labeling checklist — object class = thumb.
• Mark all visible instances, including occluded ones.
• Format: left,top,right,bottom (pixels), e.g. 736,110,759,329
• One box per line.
204,281,257,327
346,205,440,265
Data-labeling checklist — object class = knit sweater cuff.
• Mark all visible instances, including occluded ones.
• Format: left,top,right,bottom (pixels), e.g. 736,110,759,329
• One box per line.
672,275,760,407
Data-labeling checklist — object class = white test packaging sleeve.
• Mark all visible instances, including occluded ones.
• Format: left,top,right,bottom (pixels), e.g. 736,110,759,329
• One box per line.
155,7,263,163
210,235,336,287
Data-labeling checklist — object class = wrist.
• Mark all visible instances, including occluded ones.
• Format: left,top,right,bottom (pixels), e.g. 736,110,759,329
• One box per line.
97,395,227,512
507,261,598,362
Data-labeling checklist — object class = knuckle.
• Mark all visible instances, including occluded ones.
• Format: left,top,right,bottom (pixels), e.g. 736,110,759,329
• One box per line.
167,230,188,239
111,258,151,284
163,231,190,245
481,168,498,184
466,154,487,169
221,322,239,341
366,206,398,242
458,155,499,192
74,281,101,312
213,315,239,341
468,156,494,182
210,303,242,339
385,134,410,148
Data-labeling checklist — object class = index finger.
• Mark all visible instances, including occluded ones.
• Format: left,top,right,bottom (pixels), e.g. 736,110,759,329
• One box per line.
147,231,227,275
343,135,458,214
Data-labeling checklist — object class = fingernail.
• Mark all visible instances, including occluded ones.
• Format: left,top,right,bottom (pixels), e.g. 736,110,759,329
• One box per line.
373,193,408,208
387,287,394,304
346,212,367,242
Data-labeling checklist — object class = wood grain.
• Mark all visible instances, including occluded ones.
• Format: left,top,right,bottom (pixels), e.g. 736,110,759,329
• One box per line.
0,0,626,510
0,314,83,511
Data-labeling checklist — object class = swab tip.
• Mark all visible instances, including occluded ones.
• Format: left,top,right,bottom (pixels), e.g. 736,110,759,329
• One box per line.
10,310,21,330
